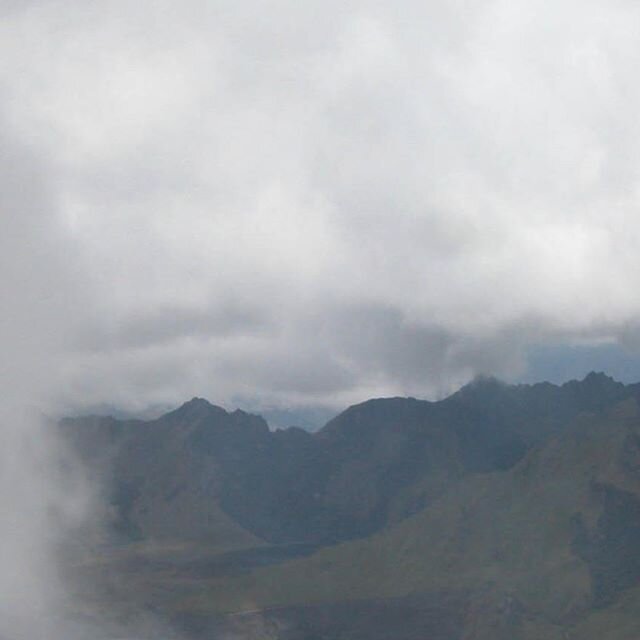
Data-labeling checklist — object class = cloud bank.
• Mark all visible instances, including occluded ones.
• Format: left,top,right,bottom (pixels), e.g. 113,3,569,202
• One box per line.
3,0,640,411
0,115,93,637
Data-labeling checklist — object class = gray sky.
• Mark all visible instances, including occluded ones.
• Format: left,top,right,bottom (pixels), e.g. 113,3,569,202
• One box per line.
3,0,640,413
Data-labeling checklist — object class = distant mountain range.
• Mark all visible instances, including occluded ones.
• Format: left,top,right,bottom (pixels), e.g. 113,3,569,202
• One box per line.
61,372,640,639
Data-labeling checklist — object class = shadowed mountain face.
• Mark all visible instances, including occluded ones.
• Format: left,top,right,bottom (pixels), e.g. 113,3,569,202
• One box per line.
179,397,640,640
60,373,640,639
60,372,638,547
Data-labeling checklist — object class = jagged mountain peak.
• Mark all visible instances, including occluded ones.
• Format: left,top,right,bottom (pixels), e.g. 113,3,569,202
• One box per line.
572,370,622,388
167,396,228,420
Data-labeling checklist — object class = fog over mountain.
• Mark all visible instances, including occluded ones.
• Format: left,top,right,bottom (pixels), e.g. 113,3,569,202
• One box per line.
4,1,640,639
3,0,640,415
0,131,90,637
59,373,640,639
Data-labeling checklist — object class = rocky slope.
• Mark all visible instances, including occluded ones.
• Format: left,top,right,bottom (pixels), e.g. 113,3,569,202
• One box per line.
61,372,636,548
60,372,640,639
180,397,640,639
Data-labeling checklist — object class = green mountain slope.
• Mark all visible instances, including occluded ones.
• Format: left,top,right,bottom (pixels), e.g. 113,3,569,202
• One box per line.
62,372,640,550
181,398,640,639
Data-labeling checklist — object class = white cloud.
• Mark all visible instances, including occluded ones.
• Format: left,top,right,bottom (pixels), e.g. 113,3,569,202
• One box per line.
3,0,640,410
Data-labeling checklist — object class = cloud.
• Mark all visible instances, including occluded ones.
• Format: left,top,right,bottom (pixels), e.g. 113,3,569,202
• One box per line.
0,108,96,637
3,0,640,411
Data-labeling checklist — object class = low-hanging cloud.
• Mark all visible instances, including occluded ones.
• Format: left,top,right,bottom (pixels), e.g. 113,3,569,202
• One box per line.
3,0,640,412
0,101,183,639
0,113,94,637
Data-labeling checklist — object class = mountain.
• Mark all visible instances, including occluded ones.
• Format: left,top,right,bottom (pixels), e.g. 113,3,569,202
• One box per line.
60,372,640,639
176,397,640,639
61,372,638,547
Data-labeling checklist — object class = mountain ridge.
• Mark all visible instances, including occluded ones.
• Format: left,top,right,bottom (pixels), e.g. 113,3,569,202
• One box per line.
62,372,640,639
61,371,640,545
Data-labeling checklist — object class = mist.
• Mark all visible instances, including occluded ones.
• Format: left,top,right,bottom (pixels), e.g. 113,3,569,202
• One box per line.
0,123,169,638
3,0,640,414
0,136,81,639
3,0,640,636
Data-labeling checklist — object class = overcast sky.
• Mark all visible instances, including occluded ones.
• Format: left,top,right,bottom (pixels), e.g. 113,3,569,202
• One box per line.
3,0,640,414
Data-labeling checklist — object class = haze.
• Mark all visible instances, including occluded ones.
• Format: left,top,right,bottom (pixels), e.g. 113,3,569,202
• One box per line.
3,0,640,412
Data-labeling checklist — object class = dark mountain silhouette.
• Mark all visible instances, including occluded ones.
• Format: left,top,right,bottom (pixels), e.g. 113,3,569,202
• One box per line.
61,372,640,639
198,396,640,639
61,371,637,546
